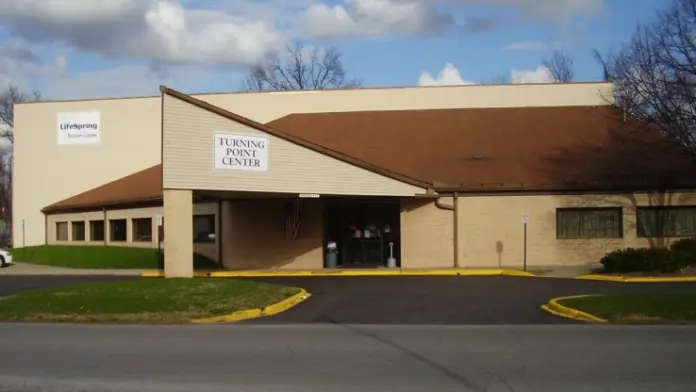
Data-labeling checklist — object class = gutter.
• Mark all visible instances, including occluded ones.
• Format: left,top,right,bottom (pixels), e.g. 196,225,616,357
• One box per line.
434,192,460,268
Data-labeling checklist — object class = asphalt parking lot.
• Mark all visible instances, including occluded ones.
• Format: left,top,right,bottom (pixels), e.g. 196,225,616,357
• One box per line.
1,275,696,325
243,276,696,325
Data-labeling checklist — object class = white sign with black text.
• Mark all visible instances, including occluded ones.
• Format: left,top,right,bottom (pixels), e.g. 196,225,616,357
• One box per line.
214,132,269,172
521,210,529,224
57,111,101,145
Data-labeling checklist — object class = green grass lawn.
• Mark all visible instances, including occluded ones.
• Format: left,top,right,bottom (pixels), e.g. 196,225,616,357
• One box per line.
11,245,219,269
0,278,300,323
560,293,696,323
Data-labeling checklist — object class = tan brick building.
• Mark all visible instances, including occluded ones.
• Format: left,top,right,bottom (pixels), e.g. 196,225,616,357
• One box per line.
14,82,696,277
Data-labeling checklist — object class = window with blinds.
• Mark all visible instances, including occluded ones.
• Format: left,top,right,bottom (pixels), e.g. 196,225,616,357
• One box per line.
556,208,623,239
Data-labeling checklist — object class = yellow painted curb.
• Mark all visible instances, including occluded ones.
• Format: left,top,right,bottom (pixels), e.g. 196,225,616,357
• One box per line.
190,289,311,324
206,268,539,278
541,294,608,323
140,270,216,278
576,274,696,283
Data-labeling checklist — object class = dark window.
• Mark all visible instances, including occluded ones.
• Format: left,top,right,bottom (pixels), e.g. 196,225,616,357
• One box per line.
637,207,696,238
56,222,68,241
557,208,622,239
193,214,215,243
90,220,105,242
109,219,127,242
132,218,153,242
71,221,86,241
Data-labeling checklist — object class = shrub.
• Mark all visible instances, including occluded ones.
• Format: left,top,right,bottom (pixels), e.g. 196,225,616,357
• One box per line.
600,247,675,273
669,237,696,268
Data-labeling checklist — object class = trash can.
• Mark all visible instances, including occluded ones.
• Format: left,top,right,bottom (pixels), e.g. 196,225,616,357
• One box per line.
325,241,339,268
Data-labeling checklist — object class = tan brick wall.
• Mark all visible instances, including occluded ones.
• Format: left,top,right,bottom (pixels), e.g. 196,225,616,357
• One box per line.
400,198,454,268
457,191,696,268
221,199,324,269
45,203,219,261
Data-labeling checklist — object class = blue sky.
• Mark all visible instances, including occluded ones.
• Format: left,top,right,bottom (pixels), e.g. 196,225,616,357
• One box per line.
0,0,671,99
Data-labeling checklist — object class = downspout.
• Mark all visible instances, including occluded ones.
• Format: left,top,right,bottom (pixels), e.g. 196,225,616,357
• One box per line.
217,198,223,270
44,213,48,245
435,193,460,268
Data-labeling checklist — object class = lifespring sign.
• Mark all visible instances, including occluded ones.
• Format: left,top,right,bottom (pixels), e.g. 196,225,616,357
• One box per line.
214,132,269,172
57,111,100,145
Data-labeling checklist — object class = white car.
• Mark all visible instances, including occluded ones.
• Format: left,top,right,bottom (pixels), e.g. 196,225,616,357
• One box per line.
0,249,12,267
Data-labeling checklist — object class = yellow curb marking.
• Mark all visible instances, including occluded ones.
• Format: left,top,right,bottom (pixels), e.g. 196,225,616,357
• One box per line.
190,289,311,324
576,274,696,283
203,269,538,278
541,294,608,323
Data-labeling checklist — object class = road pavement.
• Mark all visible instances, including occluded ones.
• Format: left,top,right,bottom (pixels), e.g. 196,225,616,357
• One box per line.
0,323,694,392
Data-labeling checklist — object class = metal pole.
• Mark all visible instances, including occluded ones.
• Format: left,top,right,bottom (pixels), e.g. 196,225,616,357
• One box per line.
523,222,527,271
22,219,26,262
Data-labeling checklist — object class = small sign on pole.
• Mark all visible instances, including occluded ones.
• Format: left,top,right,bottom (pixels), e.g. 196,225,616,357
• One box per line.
156,215,163,227
521,210,529,271
521,210,529,224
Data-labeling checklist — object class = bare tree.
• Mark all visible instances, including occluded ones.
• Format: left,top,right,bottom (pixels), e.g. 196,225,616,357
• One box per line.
244,41,362,91
593,0,696,157
0,83,41,144
0,149,12,233
542,50,575,83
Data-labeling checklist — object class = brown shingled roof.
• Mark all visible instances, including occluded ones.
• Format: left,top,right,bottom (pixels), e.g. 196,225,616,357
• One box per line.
42,165,163,213
267,105,696,192
44,102,696,214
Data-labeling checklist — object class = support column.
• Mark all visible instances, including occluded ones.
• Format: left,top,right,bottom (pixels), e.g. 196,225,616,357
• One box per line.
164,189,193,278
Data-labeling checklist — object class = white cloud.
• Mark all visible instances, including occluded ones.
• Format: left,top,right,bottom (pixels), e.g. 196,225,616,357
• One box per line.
418,63,556,86
299,0,461,38
0,0,284,67
0,41,67,90
418,63,475,86
440,0,605,20
297,0,603,39
509,65,555,83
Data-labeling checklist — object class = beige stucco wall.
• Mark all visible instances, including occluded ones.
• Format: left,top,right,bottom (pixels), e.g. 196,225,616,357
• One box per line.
14,82,613,248
162,93,426,196
45,202,218,262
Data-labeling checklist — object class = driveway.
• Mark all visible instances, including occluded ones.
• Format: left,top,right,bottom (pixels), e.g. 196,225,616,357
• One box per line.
244,276,696,325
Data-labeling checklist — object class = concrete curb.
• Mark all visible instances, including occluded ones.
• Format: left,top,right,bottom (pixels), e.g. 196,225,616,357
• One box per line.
541,294,608,323
140,270,217,278
142,269,539,278
576,274,696,283
190,289,311,324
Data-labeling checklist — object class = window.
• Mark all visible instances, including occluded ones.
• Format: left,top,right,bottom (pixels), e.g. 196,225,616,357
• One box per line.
193,214,215,243
56,222,68,241
90,220,105,242
637,207,696,238
109,219,127,242
557,208,622,239
132,218,153,242
71,221,86,241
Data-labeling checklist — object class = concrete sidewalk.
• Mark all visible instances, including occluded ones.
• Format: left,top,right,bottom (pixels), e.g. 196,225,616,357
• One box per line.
0,262,144,276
